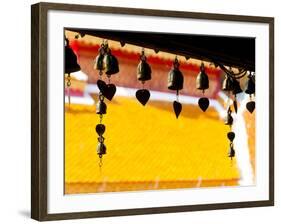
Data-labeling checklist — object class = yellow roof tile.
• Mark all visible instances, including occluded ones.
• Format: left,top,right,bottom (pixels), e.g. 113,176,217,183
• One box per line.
65,96,240,188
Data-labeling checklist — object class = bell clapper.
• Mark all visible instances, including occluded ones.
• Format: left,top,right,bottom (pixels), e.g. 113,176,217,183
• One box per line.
99,70,103,80
107,74,111,84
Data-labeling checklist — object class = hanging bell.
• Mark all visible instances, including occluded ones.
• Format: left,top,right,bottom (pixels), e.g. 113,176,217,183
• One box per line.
222,75,233,91
97,142,106,156
96,100,107,115
65,43,80,74
104,49,119,75
225,113,233,125
137,60,152,81
245,74,255,95
167,59,184,91
232,79,243,95
228,144,235,159
225,108,233,125
94,46,105,71
196,63,209,90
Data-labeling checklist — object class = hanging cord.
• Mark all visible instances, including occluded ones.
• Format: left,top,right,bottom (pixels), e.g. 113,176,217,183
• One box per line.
141,47,146,90
66,73,71,107
99,70,103,80
174,56,179,68
99,155,103,172
140,47,146,61
201,62,205,95
175,56,180,102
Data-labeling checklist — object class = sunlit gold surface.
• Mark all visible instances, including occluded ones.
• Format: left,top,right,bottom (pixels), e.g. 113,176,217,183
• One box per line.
65,96,240,194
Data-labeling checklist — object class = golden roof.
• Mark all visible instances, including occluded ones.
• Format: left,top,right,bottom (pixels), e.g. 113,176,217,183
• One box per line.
65,96,240,193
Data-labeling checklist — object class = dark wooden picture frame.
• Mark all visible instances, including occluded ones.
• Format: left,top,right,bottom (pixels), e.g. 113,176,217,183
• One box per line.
31,2,274,221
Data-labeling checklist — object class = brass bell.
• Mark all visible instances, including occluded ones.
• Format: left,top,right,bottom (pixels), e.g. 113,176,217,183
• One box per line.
245,74,255,95
97,142,106,156
94,47,105,71
96,100,107,115
167,59,184,90
196,63,209,90
104,49,119,75
65,42,80,74
228,144,235,159
222,75,233,91
225,107,233,125
137,60,152,81
232,79,243,95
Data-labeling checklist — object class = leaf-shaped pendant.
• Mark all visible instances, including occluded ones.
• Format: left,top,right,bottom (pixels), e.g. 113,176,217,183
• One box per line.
198,97,209,112
135,89,150,106
173,101,182,118
246,101,255,113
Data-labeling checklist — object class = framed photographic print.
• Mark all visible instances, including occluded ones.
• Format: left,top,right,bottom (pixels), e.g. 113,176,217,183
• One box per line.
31,2,274,221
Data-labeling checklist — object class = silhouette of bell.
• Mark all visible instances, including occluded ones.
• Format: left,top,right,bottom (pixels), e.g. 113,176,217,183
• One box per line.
225,113,233,126
196,64,209,90
232,79,243,95
94,47,105,71
104,49,119,75
65,44,80,74
97,142,106,156
137,60,152,81
245,75,255,95
167,59,184,90
228,145,235,159
222,75,233,91
96,100,107,115
225,107,233,125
